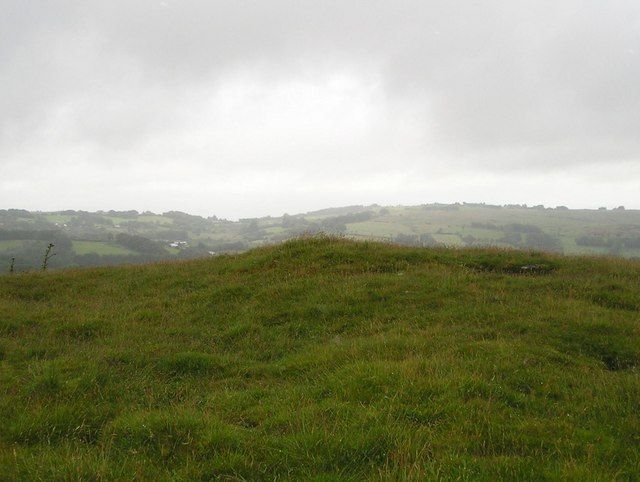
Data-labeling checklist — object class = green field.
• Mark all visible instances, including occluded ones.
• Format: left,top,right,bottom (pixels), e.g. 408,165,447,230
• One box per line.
71,241,136,256
136,215,174,225
347,220,414,238
1,237,638,479
0,240,24,252
42,214,73,224
432,233,465,246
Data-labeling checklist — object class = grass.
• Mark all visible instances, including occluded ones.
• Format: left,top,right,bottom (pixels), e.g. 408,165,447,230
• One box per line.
136,215,174,225
0,240,24,252
346,221,415,238
431,233,465,246
42,214,73,224
72,241,137,256
0,236,639,480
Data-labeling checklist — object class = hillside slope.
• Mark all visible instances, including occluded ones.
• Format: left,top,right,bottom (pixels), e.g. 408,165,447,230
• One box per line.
1,237,639,480
3,204,640,273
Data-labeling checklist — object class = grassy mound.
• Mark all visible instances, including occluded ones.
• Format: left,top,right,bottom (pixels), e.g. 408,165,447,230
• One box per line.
1,237,639,480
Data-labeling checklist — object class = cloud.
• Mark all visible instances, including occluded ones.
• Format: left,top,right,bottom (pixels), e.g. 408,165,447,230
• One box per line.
1,0,639,216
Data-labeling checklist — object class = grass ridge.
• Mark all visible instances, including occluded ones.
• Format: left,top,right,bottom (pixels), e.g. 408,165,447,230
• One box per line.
0,237,639,480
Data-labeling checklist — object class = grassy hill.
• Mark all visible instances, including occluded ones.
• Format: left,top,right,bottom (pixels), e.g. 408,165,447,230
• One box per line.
1,237,639,480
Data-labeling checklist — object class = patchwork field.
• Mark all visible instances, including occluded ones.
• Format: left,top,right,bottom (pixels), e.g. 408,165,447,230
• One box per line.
71,241,137,256
2,204,640,271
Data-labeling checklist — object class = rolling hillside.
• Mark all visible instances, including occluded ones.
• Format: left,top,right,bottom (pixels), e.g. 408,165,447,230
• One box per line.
1,237,639,480
2,204,640,272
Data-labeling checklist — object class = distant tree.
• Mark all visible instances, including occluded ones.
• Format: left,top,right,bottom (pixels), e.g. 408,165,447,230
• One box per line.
319,211,373,232
609,239,624,255
419,233,439,247
621,236,640,248
499,232,523,246
470,222,498,230
503,223,542,234
576,235,609,247
461,234,476,245
162,211,204,221
395,233,420,246
7,209,33,217
524,233,562,252
76,252,100,266
241,219,259,232
115,233,165,255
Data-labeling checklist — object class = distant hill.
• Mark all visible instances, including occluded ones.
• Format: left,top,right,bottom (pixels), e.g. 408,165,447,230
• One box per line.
1,203,640,271
0,237,639,479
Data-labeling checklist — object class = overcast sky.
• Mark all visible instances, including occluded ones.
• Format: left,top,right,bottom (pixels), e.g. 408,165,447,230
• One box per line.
1,1,639,218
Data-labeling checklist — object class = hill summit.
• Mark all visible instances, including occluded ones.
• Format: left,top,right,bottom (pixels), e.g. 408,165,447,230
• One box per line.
1,237,639,479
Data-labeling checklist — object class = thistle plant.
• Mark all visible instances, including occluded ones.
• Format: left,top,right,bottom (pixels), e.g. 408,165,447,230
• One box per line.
42,243,55,271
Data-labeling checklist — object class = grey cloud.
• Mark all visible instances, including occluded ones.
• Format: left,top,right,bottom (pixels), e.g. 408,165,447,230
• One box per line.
1,0,639,214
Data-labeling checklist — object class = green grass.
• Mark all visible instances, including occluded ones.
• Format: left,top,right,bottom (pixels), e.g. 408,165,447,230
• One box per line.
0,237,639,480
346,220,414,238
42,214,73,224
431,233,465,246
72,241,137,256
0,240,24,252
137,215,174,225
